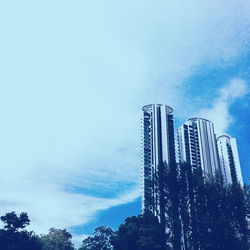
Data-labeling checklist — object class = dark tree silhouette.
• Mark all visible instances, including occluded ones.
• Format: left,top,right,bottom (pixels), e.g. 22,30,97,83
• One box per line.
1,211,30,232
163,163,182,250
40,228,74,250
176,162,250,250
79,226,115,250
112,211,166,250
0,211,41,250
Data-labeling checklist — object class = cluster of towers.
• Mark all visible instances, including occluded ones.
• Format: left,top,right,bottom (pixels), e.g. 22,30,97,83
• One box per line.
141,104,243,219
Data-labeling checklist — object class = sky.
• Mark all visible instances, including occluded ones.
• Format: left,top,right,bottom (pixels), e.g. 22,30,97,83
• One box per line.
0,0,250,247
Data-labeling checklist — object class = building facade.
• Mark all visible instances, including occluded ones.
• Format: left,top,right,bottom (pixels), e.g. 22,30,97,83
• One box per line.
217,135,243,186
141,104,175,223
142,105,244,221
176,118,220,177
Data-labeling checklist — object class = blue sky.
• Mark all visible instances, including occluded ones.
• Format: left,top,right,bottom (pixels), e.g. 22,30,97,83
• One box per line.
0,0,250,246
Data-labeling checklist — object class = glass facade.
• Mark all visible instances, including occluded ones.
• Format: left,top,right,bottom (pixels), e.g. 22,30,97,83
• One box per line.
142,105,244,230
217,135,243,185
141,104,175,224
176,118,220,178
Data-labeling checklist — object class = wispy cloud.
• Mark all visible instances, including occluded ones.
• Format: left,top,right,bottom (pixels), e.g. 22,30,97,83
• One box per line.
0,173,140,233
198,78,249,135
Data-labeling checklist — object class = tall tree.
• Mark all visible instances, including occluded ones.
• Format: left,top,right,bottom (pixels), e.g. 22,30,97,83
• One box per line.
177,163,250,250
163,162,182,250
228,183,249,249
113,211,166,250
1,211,30,232
178,163,192,250
79,226,115,250
40,228,74,250
0,211,41,250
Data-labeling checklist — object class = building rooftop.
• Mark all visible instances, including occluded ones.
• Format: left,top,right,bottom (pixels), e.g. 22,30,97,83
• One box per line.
142,104,173,113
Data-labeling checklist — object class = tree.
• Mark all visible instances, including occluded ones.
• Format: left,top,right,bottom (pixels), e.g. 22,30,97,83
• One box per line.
176,163,250,250
163,162,182,250
40,228,74,250
0,211,42,250
244,184,250,226
79,226,115,250
228,183,249,249
204,174,234,249
1,211,30,232
178,163,192,250
113,211,166,250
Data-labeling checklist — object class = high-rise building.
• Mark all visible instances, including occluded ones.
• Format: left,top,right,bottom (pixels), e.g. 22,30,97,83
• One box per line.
176,118,220,177
217,135,243,186
142,106,244,222
141,104,175,223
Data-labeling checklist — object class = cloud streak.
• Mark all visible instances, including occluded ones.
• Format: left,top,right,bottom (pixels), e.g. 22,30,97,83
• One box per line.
198,78,249,135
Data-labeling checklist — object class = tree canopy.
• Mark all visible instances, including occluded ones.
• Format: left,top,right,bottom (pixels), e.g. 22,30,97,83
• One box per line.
79,226,115,250
40,228,75,250
0,212,41,250
173,163,250,250
1,211,30,232
112,211,166,250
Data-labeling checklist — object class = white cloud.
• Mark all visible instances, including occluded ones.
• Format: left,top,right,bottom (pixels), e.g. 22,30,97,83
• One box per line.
219,78,249,101
0,0,250,238
72,234,90,249
198,78,249,135
0,172,140,233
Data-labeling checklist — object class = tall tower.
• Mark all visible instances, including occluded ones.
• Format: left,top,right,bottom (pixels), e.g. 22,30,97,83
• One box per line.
141,104,175,223
217,135,243,186
176,118,220,177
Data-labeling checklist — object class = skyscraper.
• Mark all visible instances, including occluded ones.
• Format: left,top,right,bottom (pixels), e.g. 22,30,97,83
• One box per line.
142,106,245,225
176,118,220,177
217,135,243,185
141,104,175,223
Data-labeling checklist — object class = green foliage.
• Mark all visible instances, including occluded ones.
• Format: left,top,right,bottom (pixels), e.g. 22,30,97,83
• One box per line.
40,228,74,250
112,211,166,250
0,212,42,250
163,163,182,250
177,163,250,250
244,184,250,222
78,226,115,250
0,229,42,250
1,211,30,232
